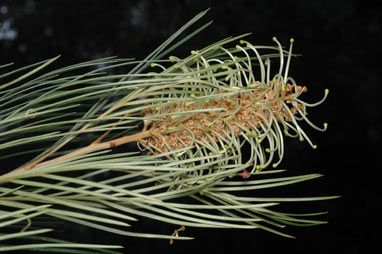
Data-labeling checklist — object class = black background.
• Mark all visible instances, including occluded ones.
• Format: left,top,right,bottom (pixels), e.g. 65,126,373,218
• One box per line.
0,0,380,253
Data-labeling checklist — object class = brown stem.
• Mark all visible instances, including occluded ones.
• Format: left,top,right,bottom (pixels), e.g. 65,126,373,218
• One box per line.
1,84,175,181
0,129,153,181
21,85,169,170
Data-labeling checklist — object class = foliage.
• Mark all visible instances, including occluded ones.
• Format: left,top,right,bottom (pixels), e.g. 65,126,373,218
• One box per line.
0,10,337,253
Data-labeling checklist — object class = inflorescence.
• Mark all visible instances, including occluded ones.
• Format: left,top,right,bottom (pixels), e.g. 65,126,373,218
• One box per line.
139,37,328,173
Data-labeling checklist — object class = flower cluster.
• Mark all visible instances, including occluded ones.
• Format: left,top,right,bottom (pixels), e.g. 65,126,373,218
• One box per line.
138,37,328,172
141,82,308,155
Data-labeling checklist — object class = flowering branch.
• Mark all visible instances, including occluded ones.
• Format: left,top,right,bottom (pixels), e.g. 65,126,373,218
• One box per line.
0,9,337,253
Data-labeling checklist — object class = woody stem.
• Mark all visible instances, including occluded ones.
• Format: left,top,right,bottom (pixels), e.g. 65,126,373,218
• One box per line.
0,129,153,181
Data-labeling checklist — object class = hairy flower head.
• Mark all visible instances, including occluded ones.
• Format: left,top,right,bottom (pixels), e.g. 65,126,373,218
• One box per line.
139,36,328,173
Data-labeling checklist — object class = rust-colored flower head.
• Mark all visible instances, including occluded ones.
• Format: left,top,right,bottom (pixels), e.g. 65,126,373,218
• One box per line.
139,36,328,175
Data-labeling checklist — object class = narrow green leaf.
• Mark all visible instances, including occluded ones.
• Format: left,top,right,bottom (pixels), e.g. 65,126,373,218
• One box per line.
0,55,60,90
0,210,48,228
0,228,52,241
0,243,123,252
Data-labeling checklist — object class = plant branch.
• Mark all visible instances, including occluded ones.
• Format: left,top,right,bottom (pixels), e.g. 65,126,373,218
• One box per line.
0,129,154,181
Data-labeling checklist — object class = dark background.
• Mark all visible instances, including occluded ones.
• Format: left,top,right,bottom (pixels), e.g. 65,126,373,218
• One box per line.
0,0,380,253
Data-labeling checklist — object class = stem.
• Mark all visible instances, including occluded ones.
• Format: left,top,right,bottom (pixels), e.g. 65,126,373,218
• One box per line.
21,84,172,170
0,130,153,181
